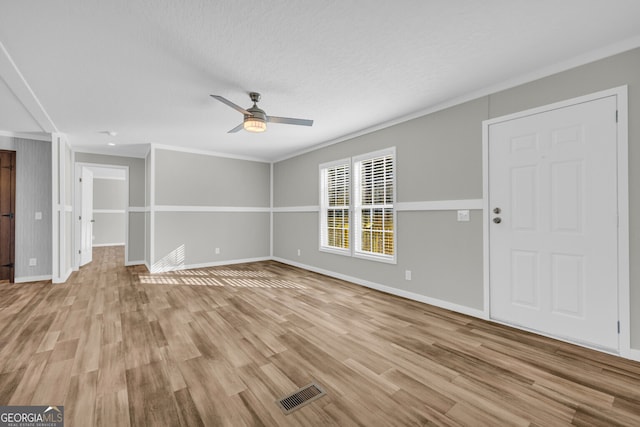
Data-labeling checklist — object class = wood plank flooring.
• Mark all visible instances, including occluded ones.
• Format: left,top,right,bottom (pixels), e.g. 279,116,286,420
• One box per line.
1,246,640,426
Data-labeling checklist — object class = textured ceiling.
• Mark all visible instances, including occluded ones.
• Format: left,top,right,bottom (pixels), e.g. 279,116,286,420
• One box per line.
1,0,640,160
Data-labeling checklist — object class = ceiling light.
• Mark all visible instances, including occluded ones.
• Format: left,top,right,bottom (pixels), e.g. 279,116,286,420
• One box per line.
107,142,116,146
211,92,313,134
243,116,267,133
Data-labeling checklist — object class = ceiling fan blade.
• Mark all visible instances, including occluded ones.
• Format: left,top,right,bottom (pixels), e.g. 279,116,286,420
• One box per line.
228,123,244,133
267,116,314,127
210,95,250,115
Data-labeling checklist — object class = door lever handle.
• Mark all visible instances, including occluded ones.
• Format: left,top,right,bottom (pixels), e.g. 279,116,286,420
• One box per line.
1,213,14,219
493,217,502,224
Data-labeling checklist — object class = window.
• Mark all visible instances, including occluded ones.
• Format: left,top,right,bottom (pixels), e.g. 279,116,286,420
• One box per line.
353,148,395,262
319,148,396,263
319,159,350,254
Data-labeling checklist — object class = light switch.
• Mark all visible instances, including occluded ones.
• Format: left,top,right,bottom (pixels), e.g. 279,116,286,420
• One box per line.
35,212,42,220
457,210,470,222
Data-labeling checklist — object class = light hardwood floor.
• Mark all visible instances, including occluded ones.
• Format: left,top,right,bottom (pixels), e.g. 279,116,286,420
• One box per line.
1,246,640,426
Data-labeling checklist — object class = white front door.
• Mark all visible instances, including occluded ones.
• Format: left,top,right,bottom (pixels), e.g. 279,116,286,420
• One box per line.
80,167,94,266
488,95,619,351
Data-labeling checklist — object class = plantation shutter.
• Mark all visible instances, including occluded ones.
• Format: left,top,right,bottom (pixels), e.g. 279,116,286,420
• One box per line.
354,149,395,261
320,160,350,253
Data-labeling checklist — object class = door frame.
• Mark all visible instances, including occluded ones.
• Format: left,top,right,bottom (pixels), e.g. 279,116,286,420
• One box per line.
0,149,16,283
74,162,130,269
482,86,632,359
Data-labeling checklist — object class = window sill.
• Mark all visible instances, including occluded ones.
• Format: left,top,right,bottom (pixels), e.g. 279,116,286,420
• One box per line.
319,246,351,257
353,251,396,264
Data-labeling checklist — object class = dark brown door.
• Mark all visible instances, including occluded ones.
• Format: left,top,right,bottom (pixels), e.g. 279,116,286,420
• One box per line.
0,150,16,283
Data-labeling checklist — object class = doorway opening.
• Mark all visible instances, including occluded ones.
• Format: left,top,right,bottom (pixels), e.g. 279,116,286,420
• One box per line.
74,163,129,269
0,150,16,283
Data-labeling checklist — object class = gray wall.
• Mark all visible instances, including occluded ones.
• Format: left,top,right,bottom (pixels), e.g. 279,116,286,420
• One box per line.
75,152,146,263
154,149,271,207
0,136,52,280
92,178,126,246
150,148,270,270
93,178,126,210
92,212,125,245
154,212,269,269
274,98,487,207
274,98,487,311
273,47,640,348
128,210,145,263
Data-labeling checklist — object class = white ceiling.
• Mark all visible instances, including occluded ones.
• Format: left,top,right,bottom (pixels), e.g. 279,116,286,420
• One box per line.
1,1,640,161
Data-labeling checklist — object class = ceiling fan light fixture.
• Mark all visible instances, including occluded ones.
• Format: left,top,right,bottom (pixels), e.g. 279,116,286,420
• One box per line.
244,116,267,133
210,92,313,134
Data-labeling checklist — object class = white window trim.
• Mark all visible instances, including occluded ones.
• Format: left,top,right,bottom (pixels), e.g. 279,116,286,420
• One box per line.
319,158,351,256
352,147,397,264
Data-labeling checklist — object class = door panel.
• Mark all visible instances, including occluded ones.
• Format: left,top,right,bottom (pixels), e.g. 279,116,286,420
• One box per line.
489,95,618,351
510,250,539,308
0,150,15,283
511,166,537,231
551,160,583,233
551,253,584,318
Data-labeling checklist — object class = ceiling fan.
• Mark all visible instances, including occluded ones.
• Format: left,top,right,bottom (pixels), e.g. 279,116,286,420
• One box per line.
210,92,313,133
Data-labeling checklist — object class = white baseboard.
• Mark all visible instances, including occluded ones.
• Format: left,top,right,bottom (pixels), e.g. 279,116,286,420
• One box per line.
272,257,485,319
14,274,53,283
149,257,271,274
93,243,125,247
623,348,640,362
61,268,73,283
125,260,146,266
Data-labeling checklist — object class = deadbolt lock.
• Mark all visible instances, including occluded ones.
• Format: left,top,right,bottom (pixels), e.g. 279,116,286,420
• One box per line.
493,207,501,214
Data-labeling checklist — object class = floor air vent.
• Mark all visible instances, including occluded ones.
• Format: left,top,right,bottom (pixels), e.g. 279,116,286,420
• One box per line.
276,382,326,415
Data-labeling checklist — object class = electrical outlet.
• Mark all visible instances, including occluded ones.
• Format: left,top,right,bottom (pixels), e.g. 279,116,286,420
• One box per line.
215,248,220,254
405,270,412,281
297,249,301,256
29,258,37,266
35,212,42,220
457,210,470,222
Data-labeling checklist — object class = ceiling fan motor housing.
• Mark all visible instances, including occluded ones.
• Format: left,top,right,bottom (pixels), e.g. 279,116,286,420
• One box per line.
246,107,267,122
